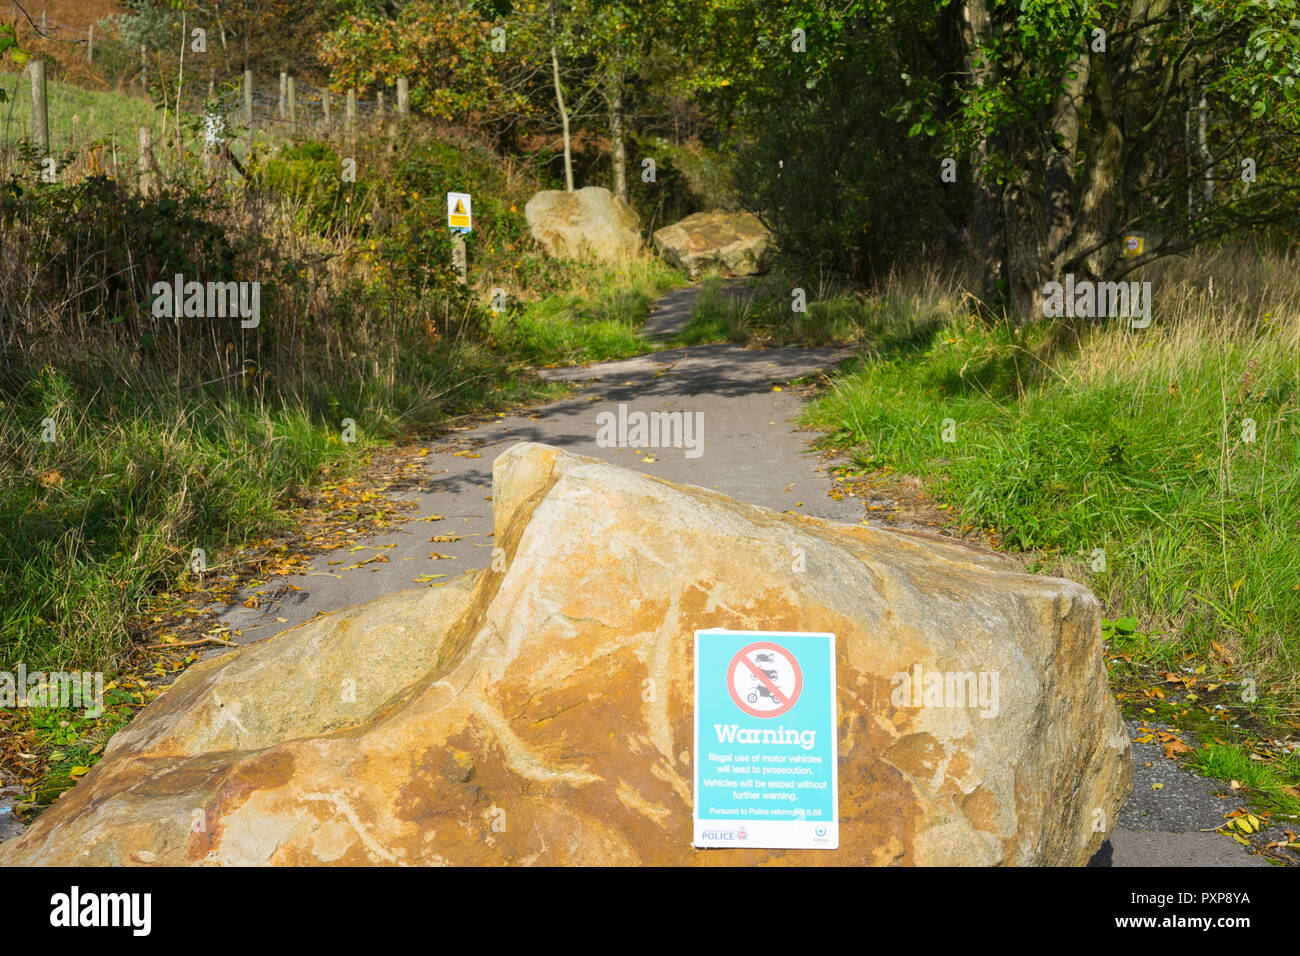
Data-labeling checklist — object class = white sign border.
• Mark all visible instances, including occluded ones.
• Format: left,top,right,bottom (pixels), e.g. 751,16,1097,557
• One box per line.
692,628,839,851
446,191,472,231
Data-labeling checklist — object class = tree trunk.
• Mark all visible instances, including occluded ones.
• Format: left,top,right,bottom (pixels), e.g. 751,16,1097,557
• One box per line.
958,0,1007,317
609,71,627,202
1196,86,1213,210
552,43,574,191
1001,48,1093,322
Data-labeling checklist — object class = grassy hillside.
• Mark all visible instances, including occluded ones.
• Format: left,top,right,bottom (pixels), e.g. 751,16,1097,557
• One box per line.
0,67,158,156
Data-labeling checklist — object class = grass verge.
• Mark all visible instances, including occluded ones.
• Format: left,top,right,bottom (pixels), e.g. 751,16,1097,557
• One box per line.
771,245,1300,850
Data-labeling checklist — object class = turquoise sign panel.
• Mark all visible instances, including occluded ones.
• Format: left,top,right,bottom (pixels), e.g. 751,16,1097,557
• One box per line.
693,629,838,850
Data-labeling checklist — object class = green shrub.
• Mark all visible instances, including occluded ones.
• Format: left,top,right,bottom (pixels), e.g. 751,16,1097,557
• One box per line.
261,141,367,233
3,174,238,332
730,23,965,286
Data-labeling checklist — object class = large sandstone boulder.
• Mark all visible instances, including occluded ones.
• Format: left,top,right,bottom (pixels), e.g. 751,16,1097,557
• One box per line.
524,186,642,261
653,210,772,278
0,443,1130,866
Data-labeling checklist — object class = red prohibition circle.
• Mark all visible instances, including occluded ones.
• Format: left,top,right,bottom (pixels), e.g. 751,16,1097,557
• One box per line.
727,641,803,719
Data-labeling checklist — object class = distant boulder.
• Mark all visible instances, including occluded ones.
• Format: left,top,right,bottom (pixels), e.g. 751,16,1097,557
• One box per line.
524,186,642,261
653,210,772,278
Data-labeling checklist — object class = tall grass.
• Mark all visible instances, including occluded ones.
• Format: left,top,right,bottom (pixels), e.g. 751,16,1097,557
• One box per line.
492,259,682,366
0,102,679,675
677,264,961,348
0,369,363,671
797,244,1300,714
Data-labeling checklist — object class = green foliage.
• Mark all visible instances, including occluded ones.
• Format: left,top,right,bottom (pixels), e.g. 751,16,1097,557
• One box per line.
318,1,534,127
802,290,1300,706
626,134,731,231
261,141,369,233
0,367,358,672
0,22,27,83
723,4,964,284
488,261,677,366
0,69,160,154
385,135,535,294
113,0,345,81
1190,745,1300,818
3,174,238,331
103,5,175,53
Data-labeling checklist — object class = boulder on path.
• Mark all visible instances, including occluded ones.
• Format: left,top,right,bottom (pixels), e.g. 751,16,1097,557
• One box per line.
524,186,642,261
0,443,1130,866
653,210,772,278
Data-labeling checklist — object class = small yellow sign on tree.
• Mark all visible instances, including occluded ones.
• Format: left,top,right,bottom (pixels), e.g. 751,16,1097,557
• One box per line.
447,192,472,231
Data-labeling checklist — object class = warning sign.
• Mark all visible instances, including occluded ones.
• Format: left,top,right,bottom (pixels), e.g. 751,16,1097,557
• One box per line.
694,629,838,850
447,192,472,231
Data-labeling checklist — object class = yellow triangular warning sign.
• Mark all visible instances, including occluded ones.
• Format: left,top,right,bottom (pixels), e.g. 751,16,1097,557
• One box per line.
454,200,466,215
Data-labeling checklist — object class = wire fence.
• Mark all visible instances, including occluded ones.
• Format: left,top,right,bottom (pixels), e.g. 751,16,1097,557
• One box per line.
7,10,711,159
16,11,390,143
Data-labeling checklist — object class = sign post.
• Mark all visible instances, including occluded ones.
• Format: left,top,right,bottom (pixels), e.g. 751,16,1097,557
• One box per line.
447,192,472,284
693,629,838,850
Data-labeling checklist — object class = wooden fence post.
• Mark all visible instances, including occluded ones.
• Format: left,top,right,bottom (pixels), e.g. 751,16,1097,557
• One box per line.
321,87,331,132
345,88,356,138
243,69,253,126
30,59,48,154
452,234,467,284
287,75,296,125
138,126,159,197
278,71,287,120
86,24,94,61
140,45,147,92
396,76,409,116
